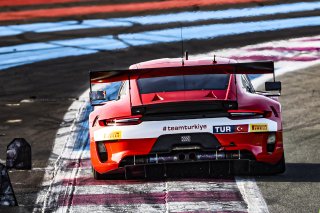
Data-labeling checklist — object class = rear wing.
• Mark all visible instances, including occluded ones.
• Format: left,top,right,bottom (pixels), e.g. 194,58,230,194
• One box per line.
90,61,274,83
89,61,279,106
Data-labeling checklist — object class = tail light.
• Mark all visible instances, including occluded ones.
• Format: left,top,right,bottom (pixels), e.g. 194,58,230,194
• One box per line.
228,110,272,118
97,142,108,162
267,132,276,153
99,115,142,126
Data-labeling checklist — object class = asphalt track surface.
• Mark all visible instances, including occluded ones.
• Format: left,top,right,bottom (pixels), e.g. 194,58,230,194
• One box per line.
257,64,320,213
0,0,319,212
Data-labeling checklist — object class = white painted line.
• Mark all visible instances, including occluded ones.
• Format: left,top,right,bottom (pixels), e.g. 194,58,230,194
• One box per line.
60,204,166,213
5,119,22,123
59,201,248,212
1,16,320,70
73,180,238,195
165,182,169,213
166,180,238,192
74,183,166,195
236,177,269,213
1,1,320,37
32,93,89,213
168,201,247,212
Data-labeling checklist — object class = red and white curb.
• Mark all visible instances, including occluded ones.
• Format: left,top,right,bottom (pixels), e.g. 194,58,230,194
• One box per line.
34,35,320,213
195,35,320,86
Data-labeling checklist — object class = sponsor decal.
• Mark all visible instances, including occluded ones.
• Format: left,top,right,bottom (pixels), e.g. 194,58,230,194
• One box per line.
213,125,248,134
103,130,122,140
250,123,268,132
162,124,207,131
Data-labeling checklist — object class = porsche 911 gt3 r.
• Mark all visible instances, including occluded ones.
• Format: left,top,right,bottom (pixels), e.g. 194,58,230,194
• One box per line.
89,56,285,179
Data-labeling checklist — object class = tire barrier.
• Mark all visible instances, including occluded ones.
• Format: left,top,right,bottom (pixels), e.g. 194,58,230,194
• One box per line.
6,138,32,170
0,163,18,206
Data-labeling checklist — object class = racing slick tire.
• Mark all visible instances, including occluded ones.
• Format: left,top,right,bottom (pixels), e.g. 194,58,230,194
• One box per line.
92,167,107,180
252,154,286,175
92,167,125,180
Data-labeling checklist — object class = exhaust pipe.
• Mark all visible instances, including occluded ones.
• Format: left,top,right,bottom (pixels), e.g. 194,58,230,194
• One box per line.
196,151,244,160
178,153,186,161
196,152,226,160
143,151,245,164
147,155,178,164
189,152,196,160
147,153,189,163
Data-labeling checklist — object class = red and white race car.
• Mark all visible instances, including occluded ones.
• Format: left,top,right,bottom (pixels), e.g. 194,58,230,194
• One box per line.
89,56,285,179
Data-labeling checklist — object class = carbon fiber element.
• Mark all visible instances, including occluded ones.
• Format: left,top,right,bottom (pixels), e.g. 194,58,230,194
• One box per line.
132,100,238,116
150,133,221,153
124,160,251,179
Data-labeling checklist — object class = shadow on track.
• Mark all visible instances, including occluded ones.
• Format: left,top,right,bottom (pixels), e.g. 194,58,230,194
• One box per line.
256,163,320,182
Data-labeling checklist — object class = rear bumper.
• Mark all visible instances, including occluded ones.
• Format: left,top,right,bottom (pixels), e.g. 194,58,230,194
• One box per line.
97,158,285,179
91,131,284,174
124,160,252,179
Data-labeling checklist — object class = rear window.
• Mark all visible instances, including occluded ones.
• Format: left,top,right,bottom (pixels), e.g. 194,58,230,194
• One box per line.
137,74,230,94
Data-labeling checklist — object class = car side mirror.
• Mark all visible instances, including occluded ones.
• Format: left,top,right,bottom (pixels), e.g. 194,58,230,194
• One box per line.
90,90,107,101
265,81,281,91
90,90,108,106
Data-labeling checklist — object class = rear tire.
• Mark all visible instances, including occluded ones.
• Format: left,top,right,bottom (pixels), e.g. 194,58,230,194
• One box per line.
92,167,107,180
252,154,286,175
